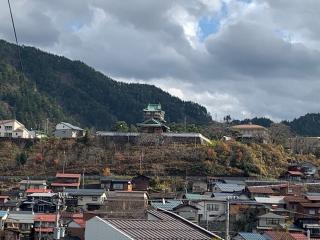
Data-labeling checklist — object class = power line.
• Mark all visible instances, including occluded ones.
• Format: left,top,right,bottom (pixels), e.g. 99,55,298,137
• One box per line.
7,0,24,75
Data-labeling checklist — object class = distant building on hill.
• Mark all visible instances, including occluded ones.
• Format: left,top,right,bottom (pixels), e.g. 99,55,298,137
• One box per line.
53,122,85,138
96,103,212,145
0,119,32,139
137,103,170,133
231,123,269,143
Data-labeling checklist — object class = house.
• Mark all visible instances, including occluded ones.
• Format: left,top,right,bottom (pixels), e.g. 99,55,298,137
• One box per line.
20,192,57,213
0,119,32,138
51,173,81,191
19,179,47,191
247,186,275,199
257,212,287,230
191,180,208,193
85,209,222,240
53,122,85,138
137,103,170,133
284,196,309,218
34,213,58,240
172,203,200,224
263,231,308,240
98,191,149,219
231,124,268,143
64,213,86,240
213,183,245,193
0,211,8,230
100,177,132,191
280,171,304,181
183,193,226,222
0,200,20,211
295,201,320,236
64,189,106,211
131,174,150,191
234,232,267,240
0,196,9,205
5,211,34,239
254,196,286,209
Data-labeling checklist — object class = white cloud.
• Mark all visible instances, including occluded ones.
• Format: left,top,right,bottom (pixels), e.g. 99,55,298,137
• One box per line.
1,0,320,121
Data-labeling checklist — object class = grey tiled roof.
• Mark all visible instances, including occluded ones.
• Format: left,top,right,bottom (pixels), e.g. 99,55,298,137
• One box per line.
215,183,245,192
238,232,267,240
151,200,182,211
64,189,105,196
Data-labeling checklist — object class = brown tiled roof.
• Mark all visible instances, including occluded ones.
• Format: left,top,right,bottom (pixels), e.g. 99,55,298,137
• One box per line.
299,202,320,208
247,186,274,194
284,196,309,203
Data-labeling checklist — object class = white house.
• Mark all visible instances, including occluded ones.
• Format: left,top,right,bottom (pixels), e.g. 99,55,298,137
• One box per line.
0,119,32,139
53,122,85,138
64,189,106,210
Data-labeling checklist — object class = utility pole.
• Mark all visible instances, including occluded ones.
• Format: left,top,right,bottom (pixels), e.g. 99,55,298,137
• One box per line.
225,198,230,240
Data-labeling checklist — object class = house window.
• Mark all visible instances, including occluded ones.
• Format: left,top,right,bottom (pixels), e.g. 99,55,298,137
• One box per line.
266,218,280,225
207,204,219,211
309,209,316,215
4,133,12,137
288,188,293,193
113,183,124,190
5,126,12,130
92,196,98,201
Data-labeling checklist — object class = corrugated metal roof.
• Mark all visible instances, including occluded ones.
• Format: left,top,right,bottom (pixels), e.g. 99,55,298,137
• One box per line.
7,211,34,224
238,232,267,240
255,196,285,204
103,209,221,239
0,211,8,218
258,212,287,219
58,122,83,131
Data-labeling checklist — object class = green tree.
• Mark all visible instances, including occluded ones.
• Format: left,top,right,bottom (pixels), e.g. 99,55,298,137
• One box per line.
16,152,28,166
112,121,129,132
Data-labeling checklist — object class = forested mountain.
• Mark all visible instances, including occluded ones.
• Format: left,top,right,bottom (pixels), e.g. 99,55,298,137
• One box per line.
284,113,320,136
0,39,211,130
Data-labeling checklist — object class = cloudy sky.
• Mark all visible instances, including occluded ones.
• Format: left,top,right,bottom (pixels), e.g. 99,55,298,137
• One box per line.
0,0,319,121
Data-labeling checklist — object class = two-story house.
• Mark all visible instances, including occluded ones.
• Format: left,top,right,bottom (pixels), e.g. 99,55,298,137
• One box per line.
51,173,81,191
53,122,85,138
0,119,32,138
19,179,48,191
64,189,106,211
34,213,58,240
5,211,34,239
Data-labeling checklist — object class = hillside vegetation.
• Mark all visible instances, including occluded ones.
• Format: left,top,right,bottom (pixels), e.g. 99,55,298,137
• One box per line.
0,138,317,178
0,39,211,130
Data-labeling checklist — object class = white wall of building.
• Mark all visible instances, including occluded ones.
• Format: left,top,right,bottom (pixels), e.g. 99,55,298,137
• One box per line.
0,120,32,139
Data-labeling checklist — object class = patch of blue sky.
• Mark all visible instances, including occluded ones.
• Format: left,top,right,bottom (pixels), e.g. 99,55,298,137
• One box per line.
198,1,228,41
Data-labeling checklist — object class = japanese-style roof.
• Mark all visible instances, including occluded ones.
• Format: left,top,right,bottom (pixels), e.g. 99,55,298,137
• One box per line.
151,200,182,211
57,122,83,131
101,209,222,240
215,183,245,193
144,103,162,112
247,186,274,194
231,124,267,130
0,211,8,218
238,232,267,240
34,227,54,233
299,202,320,208
183,193,213,201
264,231,308,240
64,189,105,196
28,192,56,198
56,173,81,178
20,180,47,185
255,196,285,204
25,189,52,194
35,214,57,222
258,212,287,219
284,196,309,203
51,182,80,187
7,211,34,223
287,171,304,176
137,118,169,129
305,193,320,201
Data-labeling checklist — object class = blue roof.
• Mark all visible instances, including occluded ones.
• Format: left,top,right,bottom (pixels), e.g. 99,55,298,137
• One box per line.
238,232,266,240
0,211,7,218
151,200,182,211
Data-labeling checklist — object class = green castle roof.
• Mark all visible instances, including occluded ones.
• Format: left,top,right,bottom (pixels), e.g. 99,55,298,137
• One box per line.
144,103,162,111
